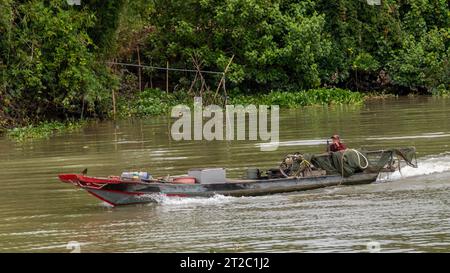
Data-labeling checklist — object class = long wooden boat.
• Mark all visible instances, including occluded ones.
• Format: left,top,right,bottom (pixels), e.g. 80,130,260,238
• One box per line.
58,172,379,206
58,147,417,206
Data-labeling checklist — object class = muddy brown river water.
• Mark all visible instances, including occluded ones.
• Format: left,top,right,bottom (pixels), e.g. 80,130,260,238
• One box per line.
0,97,449,252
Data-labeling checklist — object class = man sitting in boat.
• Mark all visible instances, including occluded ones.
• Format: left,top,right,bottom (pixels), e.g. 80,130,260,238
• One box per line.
329,134,347,152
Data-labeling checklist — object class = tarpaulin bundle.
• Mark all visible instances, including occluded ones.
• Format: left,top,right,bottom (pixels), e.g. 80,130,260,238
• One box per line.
303,147,417,177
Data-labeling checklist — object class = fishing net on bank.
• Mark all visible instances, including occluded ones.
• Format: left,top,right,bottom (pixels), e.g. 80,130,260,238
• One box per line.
279,147,417,178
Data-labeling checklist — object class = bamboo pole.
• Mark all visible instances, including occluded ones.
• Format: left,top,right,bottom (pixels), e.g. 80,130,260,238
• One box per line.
166,61,169,94
214,55,235,99
150,60,153,89
112,89,116,120
191,55,208,97
223,77,227,105
188,72,199,95
111,59,117,120
81,97,85,120
137,45,142,92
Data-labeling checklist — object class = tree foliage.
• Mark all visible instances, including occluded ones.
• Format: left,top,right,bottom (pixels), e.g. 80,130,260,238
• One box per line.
0,0,449,126
0,0,118,125
144,0,331,91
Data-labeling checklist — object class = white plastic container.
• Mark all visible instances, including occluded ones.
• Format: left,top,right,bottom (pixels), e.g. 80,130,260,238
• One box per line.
188,168,226,184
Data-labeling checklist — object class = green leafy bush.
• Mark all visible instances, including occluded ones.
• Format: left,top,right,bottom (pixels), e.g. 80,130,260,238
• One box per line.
145,0,331,90
352,53,380,72
0,0,118,124
229,88,364,107
388,28,449,92
117,88,190,117
432,84,450,97
117,88,363,118
6,120,85,142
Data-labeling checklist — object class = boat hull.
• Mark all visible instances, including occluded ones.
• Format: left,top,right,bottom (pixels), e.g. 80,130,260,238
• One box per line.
60,172,379,206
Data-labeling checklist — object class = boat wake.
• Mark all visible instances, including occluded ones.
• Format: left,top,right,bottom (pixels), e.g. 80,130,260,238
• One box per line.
378,152,450,182
143,193,238,206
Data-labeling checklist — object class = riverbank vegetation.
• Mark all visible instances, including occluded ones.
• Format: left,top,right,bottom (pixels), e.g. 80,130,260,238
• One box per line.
6,120,86,142
229,88,364,107
1,0,449,130
117,87,364,117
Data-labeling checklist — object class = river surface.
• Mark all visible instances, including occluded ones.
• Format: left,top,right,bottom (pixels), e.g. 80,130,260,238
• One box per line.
1,97,450,252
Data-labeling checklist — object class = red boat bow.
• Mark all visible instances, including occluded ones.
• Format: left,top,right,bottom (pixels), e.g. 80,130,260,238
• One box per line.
58,173,126,190
58,174,123,184
58,174,80,183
